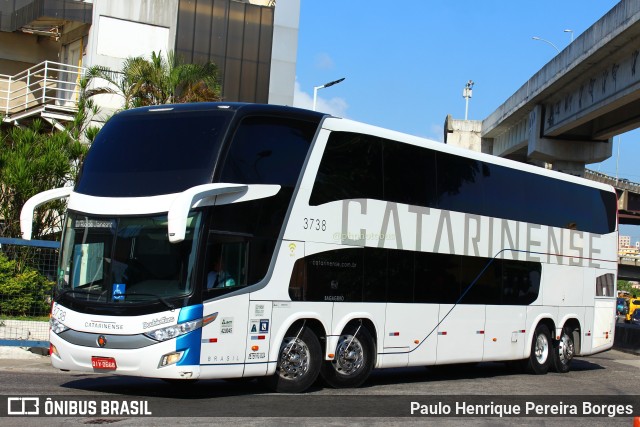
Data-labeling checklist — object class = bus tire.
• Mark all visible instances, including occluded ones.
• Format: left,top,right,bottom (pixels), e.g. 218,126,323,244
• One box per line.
526,324,552,375
264,325,321,393
552,326,575,374
320,324,375,388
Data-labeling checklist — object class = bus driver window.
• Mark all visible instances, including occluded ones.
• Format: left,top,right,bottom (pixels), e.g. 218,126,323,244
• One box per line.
206,246,236,289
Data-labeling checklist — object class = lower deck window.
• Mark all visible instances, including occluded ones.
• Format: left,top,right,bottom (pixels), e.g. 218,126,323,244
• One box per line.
289,247,541,305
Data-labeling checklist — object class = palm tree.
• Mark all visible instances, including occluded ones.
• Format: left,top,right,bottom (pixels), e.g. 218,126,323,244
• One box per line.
83,50,222,110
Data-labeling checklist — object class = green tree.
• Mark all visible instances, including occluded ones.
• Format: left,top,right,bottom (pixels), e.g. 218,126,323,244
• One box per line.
0,119,89,240
618,280,638,297
84,50,221,110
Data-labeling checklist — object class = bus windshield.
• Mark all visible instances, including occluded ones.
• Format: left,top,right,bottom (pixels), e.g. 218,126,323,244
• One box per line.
57,212,202,305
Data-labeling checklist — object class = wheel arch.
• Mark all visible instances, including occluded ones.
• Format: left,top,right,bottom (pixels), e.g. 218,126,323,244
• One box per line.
560,317,582,355
267,314,328,375
525,316,556,357
329,314,379,360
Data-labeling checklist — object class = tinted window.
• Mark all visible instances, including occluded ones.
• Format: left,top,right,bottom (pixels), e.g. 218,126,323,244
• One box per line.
387,249,414,303
304,249,363,302
384,142,437,206
310,132,383,205
309,131,615,234
459,257,501,305
363,248,387,302
76,110,231,197
220,116,318,187
501,260,540,305
290,248,541,306
436,152,484,214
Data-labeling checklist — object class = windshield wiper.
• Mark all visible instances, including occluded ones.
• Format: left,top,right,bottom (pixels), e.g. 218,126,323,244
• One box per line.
118,293,176,310
56,289,104,301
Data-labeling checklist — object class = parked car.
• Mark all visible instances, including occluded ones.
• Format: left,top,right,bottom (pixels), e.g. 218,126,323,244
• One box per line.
631,309,640,327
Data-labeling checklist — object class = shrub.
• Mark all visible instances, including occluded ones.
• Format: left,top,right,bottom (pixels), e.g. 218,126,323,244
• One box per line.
0,251,53,317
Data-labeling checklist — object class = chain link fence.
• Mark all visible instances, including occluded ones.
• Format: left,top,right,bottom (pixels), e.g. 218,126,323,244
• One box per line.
0,237,58,348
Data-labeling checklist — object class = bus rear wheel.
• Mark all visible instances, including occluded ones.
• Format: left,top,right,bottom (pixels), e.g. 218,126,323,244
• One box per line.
526,324,552,375
320,324,375,388
264,325,321,393
552,326,576,374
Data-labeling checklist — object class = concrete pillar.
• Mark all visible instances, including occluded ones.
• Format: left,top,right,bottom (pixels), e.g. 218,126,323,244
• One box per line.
444,115,489,153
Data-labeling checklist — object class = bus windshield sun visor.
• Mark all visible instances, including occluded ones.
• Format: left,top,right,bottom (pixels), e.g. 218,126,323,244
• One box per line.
20,186,73,240
167,182,280,243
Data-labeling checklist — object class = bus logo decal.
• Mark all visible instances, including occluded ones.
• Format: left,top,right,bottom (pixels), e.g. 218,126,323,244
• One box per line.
97,335,107,348
221,318,233,334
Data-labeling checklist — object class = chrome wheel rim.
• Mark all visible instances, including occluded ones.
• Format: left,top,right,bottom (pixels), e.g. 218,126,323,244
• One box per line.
277,337,310,380
535,333,549,364
332,334,364,376
558,334,574,365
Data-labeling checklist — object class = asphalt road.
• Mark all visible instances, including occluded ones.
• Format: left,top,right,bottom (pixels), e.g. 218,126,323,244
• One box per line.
0,349,639,426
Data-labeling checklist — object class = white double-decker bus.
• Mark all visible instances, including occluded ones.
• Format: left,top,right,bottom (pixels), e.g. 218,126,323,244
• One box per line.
22,103,618,393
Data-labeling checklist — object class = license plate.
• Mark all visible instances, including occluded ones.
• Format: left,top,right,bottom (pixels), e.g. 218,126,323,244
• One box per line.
91,356,117,370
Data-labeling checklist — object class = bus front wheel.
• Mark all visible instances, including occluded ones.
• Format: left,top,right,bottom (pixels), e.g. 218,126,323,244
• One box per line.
264,325,322,393
526,324,552,375
320,323,375,388
552,326,575,374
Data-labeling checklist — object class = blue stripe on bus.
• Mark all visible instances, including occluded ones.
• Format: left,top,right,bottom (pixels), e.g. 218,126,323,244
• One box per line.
177,304,203,366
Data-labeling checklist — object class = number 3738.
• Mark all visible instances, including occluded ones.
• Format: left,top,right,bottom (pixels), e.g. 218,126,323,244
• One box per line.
303,218,326,231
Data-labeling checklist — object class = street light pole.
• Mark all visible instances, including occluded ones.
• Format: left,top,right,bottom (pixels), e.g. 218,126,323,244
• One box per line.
564,29,574,42
463,80,474,120
312,77,345,111
531,36,560,53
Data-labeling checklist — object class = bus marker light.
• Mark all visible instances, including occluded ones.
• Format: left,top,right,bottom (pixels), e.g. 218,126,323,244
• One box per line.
251,346,259,351
414,340,419,344
476,331,484,334
202,312,219,327
586,331,592,336
328,353,335,359
389,332,399,337
492,338,497,342
438,332,447,336
210,338,218,343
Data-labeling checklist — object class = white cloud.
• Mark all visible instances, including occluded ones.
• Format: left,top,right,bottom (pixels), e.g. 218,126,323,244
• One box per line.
293,79,348,117
314,52,335,70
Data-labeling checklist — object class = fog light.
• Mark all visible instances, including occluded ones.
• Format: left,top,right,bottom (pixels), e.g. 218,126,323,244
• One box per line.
159,351,184,367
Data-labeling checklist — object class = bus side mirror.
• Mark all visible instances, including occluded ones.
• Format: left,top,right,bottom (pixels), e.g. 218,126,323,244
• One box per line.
20,187,73,240
167,183,280,243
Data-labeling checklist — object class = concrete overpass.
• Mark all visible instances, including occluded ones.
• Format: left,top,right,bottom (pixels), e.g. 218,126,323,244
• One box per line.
585,169,640,224
618,256,640,280
446,0,640,176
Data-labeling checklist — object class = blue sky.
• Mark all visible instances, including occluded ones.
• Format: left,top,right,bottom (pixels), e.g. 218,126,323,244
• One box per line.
293,0,640,243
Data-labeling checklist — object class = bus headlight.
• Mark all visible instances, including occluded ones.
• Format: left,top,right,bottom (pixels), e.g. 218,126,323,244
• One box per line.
143,312,218,342
50,317,69,335
144,319,201,342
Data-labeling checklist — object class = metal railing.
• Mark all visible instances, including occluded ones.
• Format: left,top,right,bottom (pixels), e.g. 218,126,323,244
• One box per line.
0,60,86,121
584,169,640,193
0,238,58,348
